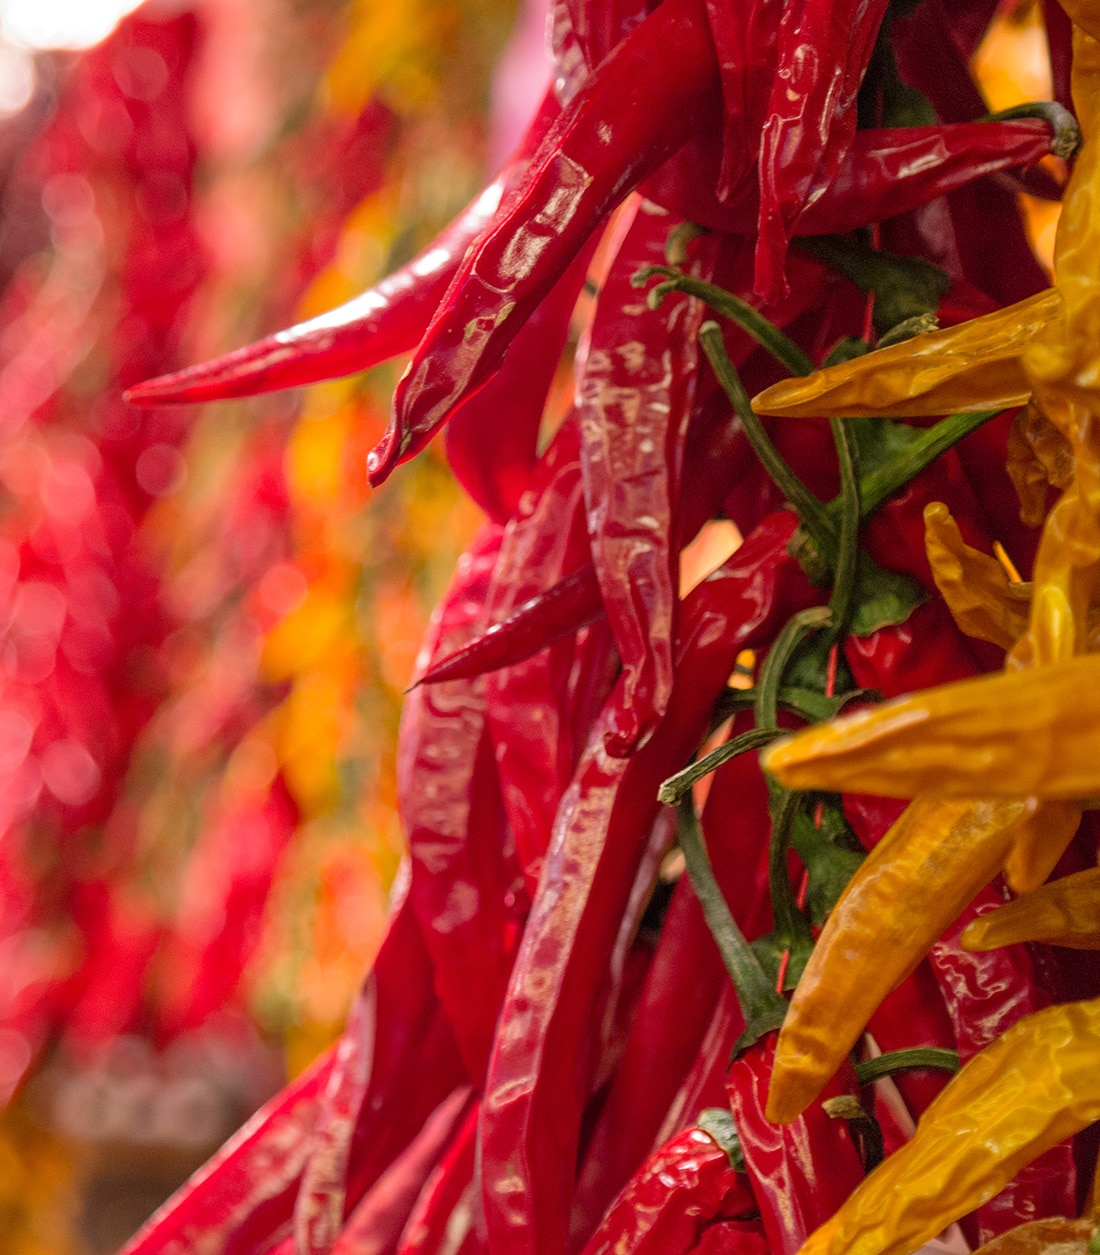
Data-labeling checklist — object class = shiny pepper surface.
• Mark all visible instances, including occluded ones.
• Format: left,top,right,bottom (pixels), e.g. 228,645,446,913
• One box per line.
797,999,1100,1255
964,866,1100,950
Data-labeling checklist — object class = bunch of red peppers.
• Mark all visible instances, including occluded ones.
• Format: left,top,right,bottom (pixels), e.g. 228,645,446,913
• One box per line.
111,0,1100,1253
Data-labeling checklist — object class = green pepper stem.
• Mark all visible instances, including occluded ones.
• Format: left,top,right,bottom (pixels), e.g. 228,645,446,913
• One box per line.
634,267,814,377
658,727,782,806
853,410,1002,519
828,416,861,639
853,1047,961,1085
755,606,832,731
676,796,787,1044
699,323,837,557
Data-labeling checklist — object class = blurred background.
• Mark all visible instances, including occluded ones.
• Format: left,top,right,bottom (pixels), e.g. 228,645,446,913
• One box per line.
0,0,1058,1249
0,0,547,1248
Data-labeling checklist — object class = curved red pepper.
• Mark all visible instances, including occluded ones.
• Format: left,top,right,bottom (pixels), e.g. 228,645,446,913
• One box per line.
373,0,719,487
929,889,1077,1245
753,0,889,297
580,1125,757,1255
726,1039,865,1255
118,1048,337,1255
124,90,561,407
393,1101,480,1255
480,510,814,1255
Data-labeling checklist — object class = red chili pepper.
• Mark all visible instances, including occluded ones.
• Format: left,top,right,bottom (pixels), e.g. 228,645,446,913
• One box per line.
727,1039,865,1255
649,119,1068,240
118,1047,337,1255
579,1125,757,1255
928,888,1078,1245
573,724,775,1243
124,89,561,407
393,1101,482,1255
480,510,814,1255
327,1088,474,1255
293,898,466,1255
578,202,723,754
753,0,889,297
399,525,528,1084
372,0,718,487
555,0,657,77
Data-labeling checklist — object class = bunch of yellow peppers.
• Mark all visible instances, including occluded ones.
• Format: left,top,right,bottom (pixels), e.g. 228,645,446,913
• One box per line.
753,4,1100,1252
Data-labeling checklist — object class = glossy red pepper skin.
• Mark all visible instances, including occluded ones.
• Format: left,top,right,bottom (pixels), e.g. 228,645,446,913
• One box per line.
124,90,561,406
480,510,815,1255
118,1048,337,1255
579,202,722,754
444,241,594,523
480,419,617,886
292,897,466,1255
573,726,775,1244
418,563,603,689
754,0,888,297
327,1088,474,1255
649,119,1067,240
394,1102,480,1255
372,0,719,487
580,1126,757,1255
727,1038,865,1255
929,890,1077,1245
398,525,528,1084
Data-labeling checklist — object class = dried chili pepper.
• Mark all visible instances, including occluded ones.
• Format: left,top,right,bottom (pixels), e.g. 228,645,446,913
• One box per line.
964,866,1100,951
762,653,1100,801
754,0,889,298
373,0,719,487
764,796,1031,1125
480,510,814,1255
578,203,720,753
579,1123,756,1255
125,90,562,406
798,998,1100,1255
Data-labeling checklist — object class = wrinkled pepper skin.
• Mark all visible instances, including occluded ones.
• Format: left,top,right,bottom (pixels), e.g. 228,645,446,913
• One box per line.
762,652,1100,801
373,0,719,486
798,999,1100,1255
765,796,1032,1125
578,201,720,754
480,511,815,1255
398,525,527,1085
964,866,1100,950
729,1038,865,1255
928,889,1076,1246
580,1125,757,1255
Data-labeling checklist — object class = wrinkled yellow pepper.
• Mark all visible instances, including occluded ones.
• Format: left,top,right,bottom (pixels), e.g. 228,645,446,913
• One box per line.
798,999,1100,1255
963,866,1100,951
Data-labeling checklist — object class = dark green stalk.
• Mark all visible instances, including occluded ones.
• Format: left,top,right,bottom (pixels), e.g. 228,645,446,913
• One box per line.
699,323,836,556
828,416,861,638
676,796,787,1045
754,606,832,731
658,727,782,806
854,1047,960,1085
768,790,813,953
634,267,814,376
854,410,1002,518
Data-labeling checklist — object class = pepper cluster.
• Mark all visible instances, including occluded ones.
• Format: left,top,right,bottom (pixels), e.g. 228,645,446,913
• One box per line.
118,0,1100,1253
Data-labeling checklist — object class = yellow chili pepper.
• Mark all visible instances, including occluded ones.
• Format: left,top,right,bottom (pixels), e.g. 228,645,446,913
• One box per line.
798,998,1100,1255
924,502,1031,650
963,865,1100,951
766,797,1031,1125
960,1218,1096,1255
1006,404,1074,528
762,653,1100,801
1002,799,1084,895
750,290,1054,421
